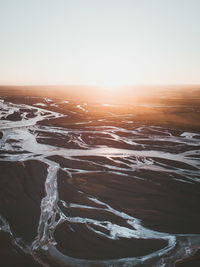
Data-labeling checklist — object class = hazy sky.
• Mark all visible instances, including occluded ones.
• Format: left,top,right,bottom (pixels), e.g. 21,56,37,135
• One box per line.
0,0,200,86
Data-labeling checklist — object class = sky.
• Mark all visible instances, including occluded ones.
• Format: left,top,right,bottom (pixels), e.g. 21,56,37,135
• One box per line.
0,0,200,86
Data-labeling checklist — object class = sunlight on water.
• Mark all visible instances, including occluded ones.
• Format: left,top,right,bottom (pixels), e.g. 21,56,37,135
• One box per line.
0,96,200,266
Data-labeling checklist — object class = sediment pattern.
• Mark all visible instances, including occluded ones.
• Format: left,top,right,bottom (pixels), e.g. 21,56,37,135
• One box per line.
0,96,200,266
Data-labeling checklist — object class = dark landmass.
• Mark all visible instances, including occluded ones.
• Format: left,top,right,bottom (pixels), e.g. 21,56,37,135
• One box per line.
0,231,42,267
0,86,200,266
55,221,167,260
0,160,47,242
1,85,200,131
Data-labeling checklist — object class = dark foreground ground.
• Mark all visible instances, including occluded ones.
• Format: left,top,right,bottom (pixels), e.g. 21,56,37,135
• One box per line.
0,86,200,266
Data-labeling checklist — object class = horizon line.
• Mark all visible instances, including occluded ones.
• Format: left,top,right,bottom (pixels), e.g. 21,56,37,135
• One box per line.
0,83,200,87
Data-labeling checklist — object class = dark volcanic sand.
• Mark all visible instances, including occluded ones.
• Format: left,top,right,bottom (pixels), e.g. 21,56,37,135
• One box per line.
57,168,200,235
0,231,41,267
0,91,200,266
0,160,47,242
55,222,167,260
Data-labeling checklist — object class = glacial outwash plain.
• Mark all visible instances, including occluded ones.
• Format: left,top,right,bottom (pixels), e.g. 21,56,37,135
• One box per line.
0,85,200,267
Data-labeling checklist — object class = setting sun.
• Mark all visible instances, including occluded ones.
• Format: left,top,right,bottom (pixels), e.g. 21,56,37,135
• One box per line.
1,0,199,86
1,1,200,266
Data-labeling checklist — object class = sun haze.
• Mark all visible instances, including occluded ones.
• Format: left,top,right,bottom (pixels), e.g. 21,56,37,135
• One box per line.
0,0,200,87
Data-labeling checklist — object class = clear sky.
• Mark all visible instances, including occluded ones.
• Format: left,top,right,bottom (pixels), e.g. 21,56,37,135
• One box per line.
0,0,200,86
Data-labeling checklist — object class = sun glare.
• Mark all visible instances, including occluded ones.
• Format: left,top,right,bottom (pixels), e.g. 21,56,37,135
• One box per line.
85,41,138,89
101,85,124,94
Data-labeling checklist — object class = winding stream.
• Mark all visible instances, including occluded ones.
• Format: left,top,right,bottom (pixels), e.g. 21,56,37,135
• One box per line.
0,97,200,266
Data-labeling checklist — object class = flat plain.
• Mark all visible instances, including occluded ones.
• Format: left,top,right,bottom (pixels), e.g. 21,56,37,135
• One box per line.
0,86,200,267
